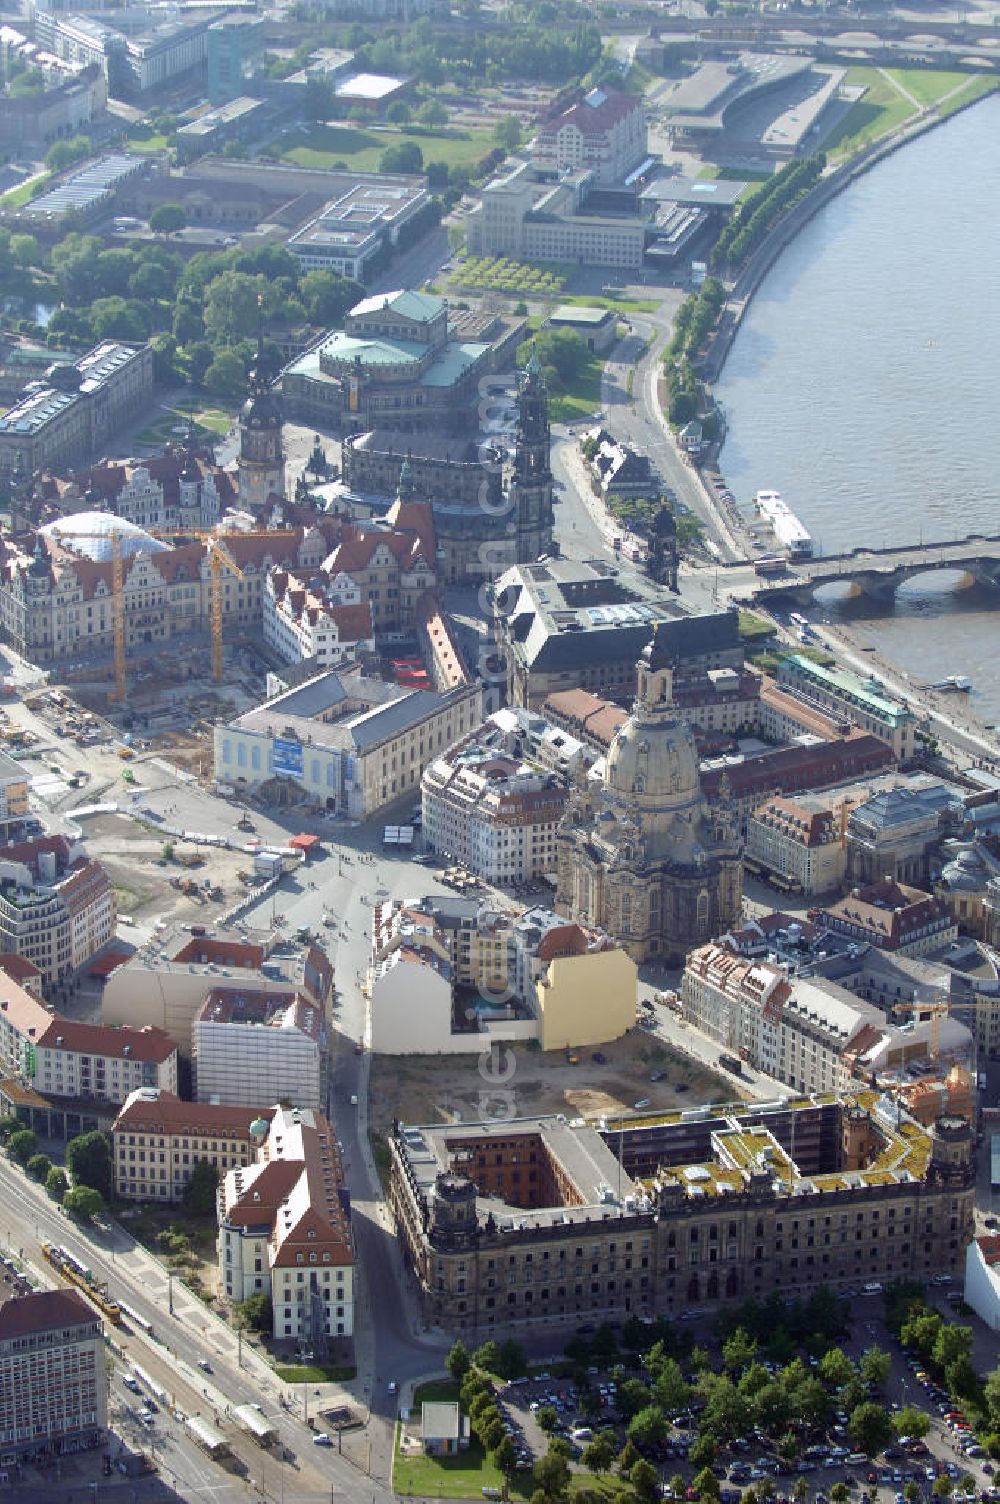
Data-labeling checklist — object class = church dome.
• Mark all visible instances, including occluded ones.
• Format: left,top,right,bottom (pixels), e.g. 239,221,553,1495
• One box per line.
605,707,700,805
41,511,172,563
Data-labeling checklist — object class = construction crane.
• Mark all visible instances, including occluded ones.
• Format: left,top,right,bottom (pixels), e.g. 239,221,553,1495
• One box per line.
46,525,299,700
896,991,1000,1062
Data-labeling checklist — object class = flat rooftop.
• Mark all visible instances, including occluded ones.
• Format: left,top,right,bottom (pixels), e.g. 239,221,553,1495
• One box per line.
22,154,145,219
641,172,748,210
334,71,407,102
667,54,812,134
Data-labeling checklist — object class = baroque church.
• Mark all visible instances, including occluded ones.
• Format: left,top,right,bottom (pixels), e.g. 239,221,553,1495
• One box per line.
555,637,743,964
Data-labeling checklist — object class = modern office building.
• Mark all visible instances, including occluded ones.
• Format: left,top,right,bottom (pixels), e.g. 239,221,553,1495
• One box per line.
0,1289,107,1460
287,176,431,280
206,14,265,103
388,1096,975,1332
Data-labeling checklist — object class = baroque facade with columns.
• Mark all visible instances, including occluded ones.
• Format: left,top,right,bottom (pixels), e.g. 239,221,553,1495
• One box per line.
555,638,742,964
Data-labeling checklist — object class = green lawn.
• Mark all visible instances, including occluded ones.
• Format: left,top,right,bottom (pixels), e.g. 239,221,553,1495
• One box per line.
126,132,171,154
394,1380,509,1499
275,122,494,172
0,172,50,208
548,351,604,424
557,292,660,315
135,404,234,448
738,609,776,642
276,1363,356,1383
825,65,992,160
884,66,973,107
936,73,998,120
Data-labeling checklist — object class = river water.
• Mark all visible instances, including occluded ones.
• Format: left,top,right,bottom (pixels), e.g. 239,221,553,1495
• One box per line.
716,93,1000,725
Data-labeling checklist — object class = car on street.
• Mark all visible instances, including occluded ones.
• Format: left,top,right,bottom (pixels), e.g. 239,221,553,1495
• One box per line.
633,1098,651,1109
197,1359,212,1372
313,1434,333,1447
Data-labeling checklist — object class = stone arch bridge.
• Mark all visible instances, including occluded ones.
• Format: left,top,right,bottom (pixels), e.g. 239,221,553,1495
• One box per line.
749,534,1000,609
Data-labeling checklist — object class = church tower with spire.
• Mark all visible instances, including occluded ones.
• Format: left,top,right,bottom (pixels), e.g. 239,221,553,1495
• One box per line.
509,345,554,563
237,298,286,512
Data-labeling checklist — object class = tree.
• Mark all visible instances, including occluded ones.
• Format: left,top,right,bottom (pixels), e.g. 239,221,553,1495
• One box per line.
722,1326,757,1373
830,1487,850,1504
150,204,186,236
495,114,522,150
481,1415,506,1452
689,1434,717,1469
0,1116,17,1142
582,1430,618,1477
495,1338,527,1379
534,1446,571,1500
299,269,363,326
933,1323,973,1372
67,1130,112,1198
182,1159,220,1216
386,100,411,124
235,1293,272,1332
474,1339,500,1371
653,1358,690,1413
380,141,423,174
44,136,90,173
45,1166,69,1202
615,1377,651,1420
904,1485,920,1504
693,1467,721,1500
447,1337,471,1383
859,1346,891,1388
129,261,174,301
64,1185,103,1221
537,1405,558,1434
8,1128,37,1164
628,1405,667,1452
848,1401,894,1457
668,1474,686,1502
417,98,448,126
894,1405,930,1441
494,1435,517,1477
9,234,40,269
793,1479,808,1504
820,1347,856,1391
203,349,247,399
631,1459,660,1503
26,1153,51,1182
933,1479,953,1500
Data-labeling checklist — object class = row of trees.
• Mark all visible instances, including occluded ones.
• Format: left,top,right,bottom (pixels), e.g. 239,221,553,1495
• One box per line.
711,154,826,271
0,1117,112,1219
662,277,726,429
337,15,603,89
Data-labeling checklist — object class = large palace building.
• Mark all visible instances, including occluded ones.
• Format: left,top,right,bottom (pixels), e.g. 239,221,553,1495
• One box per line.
388,1094,974,1334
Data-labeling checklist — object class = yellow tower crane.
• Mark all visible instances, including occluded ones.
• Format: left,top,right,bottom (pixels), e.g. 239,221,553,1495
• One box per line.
896,992,1000,1062
46,525,299,700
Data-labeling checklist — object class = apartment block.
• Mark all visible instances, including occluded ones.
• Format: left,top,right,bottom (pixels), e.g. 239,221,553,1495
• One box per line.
746,794,847,896
112,1088,275,1202
0,837,115,991
219,1106,354,1345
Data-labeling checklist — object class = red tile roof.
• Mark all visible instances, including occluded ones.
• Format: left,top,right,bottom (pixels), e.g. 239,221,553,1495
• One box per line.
113,1091,274,1137
37,1019,176,1064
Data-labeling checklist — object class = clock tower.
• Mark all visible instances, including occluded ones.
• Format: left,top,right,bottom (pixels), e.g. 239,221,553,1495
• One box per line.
237,302,286,511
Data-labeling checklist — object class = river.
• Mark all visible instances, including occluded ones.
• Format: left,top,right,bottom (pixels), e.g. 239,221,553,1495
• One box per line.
716,92,1000,726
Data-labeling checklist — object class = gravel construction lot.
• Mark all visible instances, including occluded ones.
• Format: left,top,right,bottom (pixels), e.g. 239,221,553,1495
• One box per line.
369,1029,733,1130
81,811,248,927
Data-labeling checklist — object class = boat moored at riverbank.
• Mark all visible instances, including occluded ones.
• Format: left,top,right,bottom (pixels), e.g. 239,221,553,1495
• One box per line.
754,489,814,557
